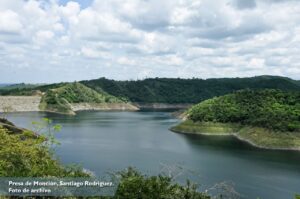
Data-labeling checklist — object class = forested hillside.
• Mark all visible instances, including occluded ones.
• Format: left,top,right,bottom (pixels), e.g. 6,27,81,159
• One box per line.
172,89,300,149
187,89,300,132
81,76,300,103
1,76,300,105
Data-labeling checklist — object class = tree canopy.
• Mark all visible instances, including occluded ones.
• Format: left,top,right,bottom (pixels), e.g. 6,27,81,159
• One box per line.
187,89,300,132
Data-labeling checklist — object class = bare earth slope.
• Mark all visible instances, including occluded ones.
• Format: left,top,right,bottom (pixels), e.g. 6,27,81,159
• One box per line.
0,96,41,112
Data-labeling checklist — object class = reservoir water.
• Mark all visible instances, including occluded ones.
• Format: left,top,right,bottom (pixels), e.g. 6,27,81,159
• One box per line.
7,111,300,199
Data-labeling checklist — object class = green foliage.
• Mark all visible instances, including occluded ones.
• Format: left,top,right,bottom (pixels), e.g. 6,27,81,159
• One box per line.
0,82,65,96
47,82,122,103
0,119,87,177
2,76,300,104
114,167,210,199
81,76,300,103
187,89,300,132
0,118,29,135
295,194,300,199
0,127,63,177
31,118,62,149
40,82,123,114
0,83,41,96
0,83,39,90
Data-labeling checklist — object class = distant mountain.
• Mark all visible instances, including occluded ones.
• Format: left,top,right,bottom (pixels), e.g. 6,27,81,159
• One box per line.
81,75,300,104
294,80,300,86
0,83,14,88
1,75,300,104
0,83,41,90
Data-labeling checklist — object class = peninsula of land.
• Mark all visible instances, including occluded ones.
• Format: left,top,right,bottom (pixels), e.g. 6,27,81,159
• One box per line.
171,89,300,150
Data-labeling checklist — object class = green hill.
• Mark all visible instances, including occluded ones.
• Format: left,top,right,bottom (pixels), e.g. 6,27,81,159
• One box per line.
187,89,300,131
0,82,71,96
39,82,124,114
172,89,300,149
81,76,300,103
0,83,41,90
1,76,300,105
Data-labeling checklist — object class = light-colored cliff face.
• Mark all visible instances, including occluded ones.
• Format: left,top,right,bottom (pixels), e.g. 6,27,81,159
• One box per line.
0,96,192,114
0,96,41,112
133,103,193,109
70,103,139,111
0,96,139,114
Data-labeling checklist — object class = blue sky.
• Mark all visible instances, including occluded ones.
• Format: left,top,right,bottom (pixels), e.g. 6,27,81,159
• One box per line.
0,0,299,83
58,0,93,8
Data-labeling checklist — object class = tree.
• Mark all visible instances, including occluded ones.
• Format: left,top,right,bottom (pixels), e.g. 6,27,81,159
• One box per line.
31,118,62,149
113,167,211,199
0,118,87,177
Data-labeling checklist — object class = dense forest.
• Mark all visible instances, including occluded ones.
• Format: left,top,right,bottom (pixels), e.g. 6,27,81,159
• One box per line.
1,76,300,104
81,76,300,103
187,89,300,132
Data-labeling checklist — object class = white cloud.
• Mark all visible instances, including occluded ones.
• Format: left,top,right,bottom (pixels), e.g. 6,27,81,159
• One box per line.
61,1,80,18
248,58,265,69
81,47,99,58
0,0,300,83
117,57,136,66
34,30,54,44
0,10,22,33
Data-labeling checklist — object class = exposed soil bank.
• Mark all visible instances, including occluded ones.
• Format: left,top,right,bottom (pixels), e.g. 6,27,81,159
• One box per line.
71,103,139,112
134,103,193,109
0,96,190,114
0,96,139,114
0,96,41,112
171,120,300,151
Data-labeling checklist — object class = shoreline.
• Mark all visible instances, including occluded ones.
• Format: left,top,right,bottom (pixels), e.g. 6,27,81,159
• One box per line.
0,96,191,114
70,102,139,112
40,103,140,115
171,128,300,151
170,121,300,151
133,103,192,110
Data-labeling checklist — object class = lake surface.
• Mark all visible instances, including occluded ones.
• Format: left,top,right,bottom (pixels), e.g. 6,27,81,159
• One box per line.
7,111,300,199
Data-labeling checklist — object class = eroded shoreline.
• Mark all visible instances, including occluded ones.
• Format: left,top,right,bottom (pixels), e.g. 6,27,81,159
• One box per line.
171,120,300,151
0,96,191,114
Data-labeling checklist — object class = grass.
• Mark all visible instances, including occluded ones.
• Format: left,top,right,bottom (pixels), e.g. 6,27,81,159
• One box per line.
171,120,300,150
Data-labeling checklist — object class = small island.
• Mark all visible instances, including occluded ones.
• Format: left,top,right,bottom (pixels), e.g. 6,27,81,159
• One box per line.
171,89,300,150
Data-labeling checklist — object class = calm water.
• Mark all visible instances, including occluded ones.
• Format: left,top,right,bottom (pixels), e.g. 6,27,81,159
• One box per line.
7,111,300,199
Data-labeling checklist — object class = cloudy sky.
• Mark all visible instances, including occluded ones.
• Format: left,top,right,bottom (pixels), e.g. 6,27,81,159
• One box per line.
0,0,299,83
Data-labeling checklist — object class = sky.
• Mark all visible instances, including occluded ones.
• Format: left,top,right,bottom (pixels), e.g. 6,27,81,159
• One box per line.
0,0,300,83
